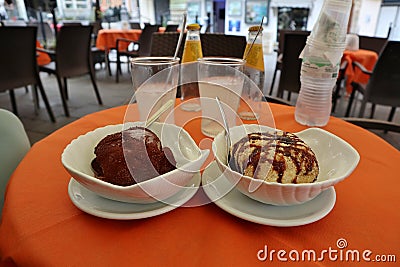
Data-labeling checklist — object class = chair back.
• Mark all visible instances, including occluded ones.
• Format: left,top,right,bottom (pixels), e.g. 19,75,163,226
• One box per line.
0,26,39,92
90,20,103,43
61,22,82,26
276,29,303,54
137,24,160,56
150,32,185,60
0,109,31,216
276,30,289,54
201,33,246,58
129,22,141,29
55,25,93,77
165,24,179,32
343,117,400,133
364,40,400,108
150,32,246,61
277,30,310,98
358,35,388,55
1,20,27,26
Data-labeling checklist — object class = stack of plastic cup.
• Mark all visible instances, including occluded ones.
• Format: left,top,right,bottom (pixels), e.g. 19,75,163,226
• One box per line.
309,0,352,45
295,0,352,127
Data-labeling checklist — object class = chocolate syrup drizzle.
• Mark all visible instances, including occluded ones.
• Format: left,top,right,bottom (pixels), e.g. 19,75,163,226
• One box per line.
230,131,318,184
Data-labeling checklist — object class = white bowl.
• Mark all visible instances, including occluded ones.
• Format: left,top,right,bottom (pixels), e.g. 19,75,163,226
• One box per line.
212,124,360,206
62,122,209,204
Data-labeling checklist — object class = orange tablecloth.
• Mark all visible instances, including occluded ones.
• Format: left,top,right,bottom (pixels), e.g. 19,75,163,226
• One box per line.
36,40,51,66
1,103,399,266
342,49,378,93
95,29,142,51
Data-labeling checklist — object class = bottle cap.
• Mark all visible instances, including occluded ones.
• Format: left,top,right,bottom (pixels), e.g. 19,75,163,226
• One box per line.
249,26,263,32
186,23,201,30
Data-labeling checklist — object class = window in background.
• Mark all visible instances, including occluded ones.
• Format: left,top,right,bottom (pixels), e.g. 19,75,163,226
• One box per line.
278,7,309,31
245,0,270,25
277,7,309,41
375,4,400,39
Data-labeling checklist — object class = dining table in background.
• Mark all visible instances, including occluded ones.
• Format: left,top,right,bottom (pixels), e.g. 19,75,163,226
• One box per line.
95,28,143,51
342,49,378,94
0,102,399,266
36,40,51,66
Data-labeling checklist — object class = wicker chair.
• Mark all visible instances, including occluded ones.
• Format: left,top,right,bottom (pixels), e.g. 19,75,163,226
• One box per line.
201,33,246,58
150,32,185,59
165,24,179,32
150,32,246,99
358,35,388,55
150,32,246,60
269,30,305,95
276,31,310,101
39,25,103,117
129,22,141,29
342,117,400,133
115,24,160,82
0,26,55,122
345,41,400,121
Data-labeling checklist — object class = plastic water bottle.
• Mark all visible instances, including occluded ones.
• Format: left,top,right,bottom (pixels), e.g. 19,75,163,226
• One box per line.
295,0,352,126
294,41,344,126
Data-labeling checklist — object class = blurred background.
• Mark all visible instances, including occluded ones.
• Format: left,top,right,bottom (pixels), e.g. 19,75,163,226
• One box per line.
1,0,399,50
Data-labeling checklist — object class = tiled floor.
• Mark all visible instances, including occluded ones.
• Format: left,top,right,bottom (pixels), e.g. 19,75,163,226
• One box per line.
0,65,133,144
1,55,399,150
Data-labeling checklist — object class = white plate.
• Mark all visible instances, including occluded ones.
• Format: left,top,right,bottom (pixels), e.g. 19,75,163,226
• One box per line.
62,122,209,204
68,172,201,220
202,162,336,227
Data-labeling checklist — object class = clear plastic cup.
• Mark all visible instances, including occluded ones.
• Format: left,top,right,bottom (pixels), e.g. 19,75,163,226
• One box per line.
131,57,180,123
306,36,346,50
294,0,351,127
197,57,245,137
300,40,343,80
310,0,352,46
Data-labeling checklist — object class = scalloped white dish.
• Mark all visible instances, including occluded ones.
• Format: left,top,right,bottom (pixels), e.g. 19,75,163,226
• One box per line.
202,161,336,227
68,171,200,220
212,125,359,206
62,122,209,204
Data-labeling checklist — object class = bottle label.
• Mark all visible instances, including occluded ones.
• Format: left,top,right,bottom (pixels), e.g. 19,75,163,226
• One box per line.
301,57,339,79
243,43,264,71
182,40,203,63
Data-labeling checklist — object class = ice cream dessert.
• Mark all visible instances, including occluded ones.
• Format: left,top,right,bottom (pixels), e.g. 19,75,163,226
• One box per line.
91,126,176,186
230,131,319,184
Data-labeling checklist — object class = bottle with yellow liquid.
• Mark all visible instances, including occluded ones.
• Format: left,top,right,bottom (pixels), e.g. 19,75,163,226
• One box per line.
243,26,265,90
238,26,265,121
180,23,203,111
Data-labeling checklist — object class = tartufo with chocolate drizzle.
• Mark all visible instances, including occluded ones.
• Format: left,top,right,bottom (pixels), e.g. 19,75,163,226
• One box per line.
230,131,319,184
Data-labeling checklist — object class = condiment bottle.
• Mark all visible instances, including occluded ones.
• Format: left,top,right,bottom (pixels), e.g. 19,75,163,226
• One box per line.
238,26,265,121
243,26,265,90
180,23,203,111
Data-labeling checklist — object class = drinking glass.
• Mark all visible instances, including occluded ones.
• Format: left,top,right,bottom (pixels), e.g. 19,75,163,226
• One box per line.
197,57,245,137
130,57,180,123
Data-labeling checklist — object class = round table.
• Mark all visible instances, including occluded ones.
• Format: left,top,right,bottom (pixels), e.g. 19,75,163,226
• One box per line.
1,103,399,266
